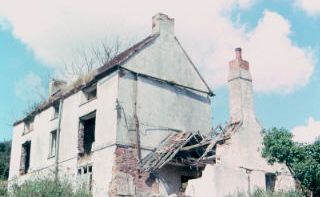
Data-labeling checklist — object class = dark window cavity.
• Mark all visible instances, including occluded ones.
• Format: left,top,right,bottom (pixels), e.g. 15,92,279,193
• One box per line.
20,141,31,175
78,111,96,155
265,173,276,192
49,130,57,157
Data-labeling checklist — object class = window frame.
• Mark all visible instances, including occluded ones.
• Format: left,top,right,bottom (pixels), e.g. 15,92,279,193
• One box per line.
23,117,34,135
265,172,277,192
77,164,93,192
20,141,31,175
78,111,96,156
48,129,57,158
80,84,97,105
51,104,60,120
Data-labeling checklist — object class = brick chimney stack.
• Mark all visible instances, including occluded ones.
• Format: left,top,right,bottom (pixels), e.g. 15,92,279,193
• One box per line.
152,13,174,36
228,48,255,123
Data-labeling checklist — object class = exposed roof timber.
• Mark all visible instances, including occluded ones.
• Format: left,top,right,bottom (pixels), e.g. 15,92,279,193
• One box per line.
139,121,242,173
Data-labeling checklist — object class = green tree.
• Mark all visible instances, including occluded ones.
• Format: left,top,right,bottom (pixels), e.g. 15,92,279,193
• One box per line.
0,140,11,180
262,128,320,196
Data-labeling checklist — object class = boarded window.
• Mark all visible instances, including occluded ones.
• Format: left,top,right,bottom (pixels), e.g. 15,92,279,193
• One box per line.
265,173,276,192
49,130,57,157
77,165,93,191
20,141,31,175
78,112,96,155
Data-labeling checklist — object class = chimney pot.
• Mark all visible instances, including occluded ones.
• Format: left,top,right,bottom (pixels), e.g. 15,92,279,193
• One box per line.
152,13,174,36
49,79,66,97
235,47,242,60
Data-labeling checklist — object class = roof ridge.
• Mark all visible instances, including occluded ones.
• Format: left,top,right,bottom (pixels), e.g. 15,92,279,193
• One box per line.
14,34,160,126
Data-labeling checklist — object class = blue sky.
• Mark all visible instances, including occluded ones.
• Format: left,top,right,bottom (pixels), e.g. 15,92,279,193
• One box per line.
1,0,320,143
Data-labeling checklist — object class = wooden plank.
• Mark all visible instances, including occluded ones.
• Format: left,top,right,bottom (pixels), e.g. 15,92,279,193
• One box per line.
180,140,211,151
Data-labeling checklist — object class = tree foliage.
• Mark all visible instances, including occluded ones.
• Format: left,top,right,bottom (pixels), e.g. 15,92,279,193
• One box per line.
262,128,320,196
0,141,11,180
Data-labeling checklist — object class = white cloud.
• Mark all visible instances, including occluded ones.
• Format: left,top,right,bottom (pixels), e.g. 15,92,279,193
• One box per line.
201,10,315,93
15,72,46,103
292,117,320,144
0,0,315,93
295,0,320,16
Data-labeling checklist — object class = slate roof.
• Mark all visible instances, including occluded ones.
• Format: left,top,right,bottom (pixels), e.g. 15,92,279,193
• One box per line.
96,34,159,77
14,34,159,126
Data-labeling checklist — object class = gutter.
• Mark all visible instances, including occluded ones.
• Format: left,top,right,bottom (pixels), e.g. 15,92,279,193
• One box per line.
120,67,215,97
54,99,63,181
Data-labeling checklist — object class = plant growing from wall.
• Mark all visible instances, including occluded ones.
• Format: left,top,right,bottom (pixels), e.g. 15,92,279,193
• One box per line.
262,127,320,196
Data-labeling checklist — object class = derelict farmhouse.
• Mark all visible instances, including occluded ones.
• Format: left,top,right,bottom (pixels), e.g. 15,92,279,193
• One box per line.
8,13,295,197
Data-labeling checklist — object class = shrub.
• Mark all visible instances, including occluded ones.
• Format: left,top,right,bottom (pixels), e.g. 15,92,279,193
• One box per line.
8,177,91,197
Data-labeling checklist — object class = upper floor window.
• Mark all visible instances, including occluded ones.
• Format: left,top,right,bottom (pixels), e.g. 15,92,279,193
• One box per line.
78,111,96,156
52,104,59,120
24,117,34,134
81,84,97,104
20,141,31,175
48,130,57,158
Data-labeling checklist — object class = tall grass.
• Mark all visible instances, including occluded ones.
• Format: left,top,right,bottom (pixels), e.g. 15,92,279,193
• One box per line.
226,189,303,197
6,176,92,197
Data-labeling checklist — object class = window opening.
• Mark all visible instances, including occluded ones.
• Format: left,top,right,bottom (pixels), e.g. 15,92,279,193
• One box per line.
77,165,93,191
82,85,97,103
265,173,276,192
52,104,59,119
78,112,96,155
24,117,34,133
20,141,31,175
49,130,57,157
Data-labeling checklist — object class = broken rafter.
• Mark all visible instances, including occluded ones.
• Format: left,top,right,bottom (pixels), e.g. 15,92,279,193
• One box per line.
139,121,242,173
180,140,211,151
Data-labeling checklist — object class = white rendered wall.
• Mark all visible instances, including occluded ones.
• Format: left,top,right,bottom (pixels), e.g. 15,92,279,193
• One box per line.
116,32,212,196
8,72,119,196
186,52,295,196
186,120,295,197
117,33,212,149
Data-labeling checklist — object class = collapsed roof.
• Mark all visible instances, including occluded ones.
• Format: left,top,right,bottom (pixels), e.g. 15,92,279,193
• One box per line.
139,122,242,173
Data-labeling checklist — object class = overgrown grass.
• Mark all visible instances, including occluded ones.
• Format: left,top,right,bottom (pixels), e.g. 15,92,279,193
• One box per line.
226,189,303,197
6,177,92,197
0,180,7,196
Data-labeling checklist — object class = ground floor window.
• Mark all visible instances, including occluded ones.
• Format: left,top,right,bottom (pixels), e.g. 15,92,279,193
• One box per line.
77,164,93,191
265,172,276,192
20,141,31,175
